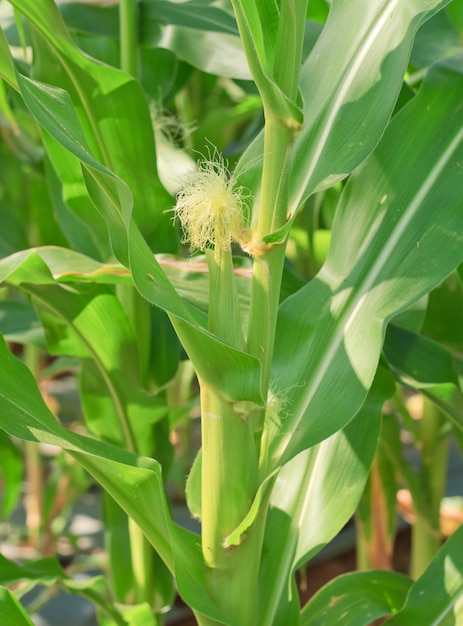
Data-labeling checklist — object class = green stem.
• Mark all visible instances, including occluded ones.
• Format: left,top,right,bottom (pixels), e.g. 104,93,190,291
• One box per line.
199,412,267,624
115,287,155,608
356,472,372,572
247,116,293,382
256,115,294,237
245,116,295,481
119,0,139,77
356,460,392,571
207,520,267,626
201,387,257,569
233,0,307,430
13,7,29,63
199,245,261,622
410,396,449,578
207,246,244,350
241,0,303,382
116,284,151,388
356,521,370,571
24,343,43,548
273,0,308,101
196,2,309,621
410,517,441,579
128,517,153,605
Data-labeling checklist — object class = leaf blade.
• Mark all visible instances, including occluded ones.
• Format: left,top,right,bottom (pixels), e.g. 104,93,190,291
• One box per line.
268,55,463,468
300,570,412,626
289,0,452,210
386,525,463,625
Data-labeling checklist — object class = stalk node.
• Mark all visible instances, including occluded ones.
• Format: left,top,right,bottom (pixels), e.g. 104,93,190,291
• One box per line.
242,236,281,257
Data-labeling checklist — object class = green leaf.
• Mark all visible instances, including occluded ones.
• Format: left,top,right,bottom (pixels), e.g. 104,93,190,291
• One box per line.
447,0,463,34
300,570,412,625
307,0,330,23
0,300,43,346
421,272,463,351
0,247,130,287
0,334,171,568
12,73,133,265
256,368,393,626
0,555,117,619
98,602,159,626
0,26,17,88
58,0,240,40
158,24,251,79
101,494,133,603
56,0,250,78
0,335,233,623
411,7,463,71
384,324,463,431
386,525,463,624
0,195,28,258
236,0,452,216
267,55,463,469
288,0,451,211
0,244,258,409
11,0,174,251
129,225,263,404
2,253,163,453
185,448,202,520
0,37,263,402
230,0,302,120
58,3,120,39
142,0,240,35
44,144,111,261
0,586,34,626
0,54,263,404
148,307,180,387
0,430,23,519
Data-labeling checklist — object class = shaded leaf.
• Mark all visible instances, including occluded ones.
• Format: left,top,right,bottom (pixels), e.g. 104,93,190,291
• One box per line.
12,0,174,250
0,300,43,346
300,570,412,625
421,272,463,351
0,430,23,519
386,525,463,624
158,25,250,79
411,7,463,71
0,554,127,625
384,324,463,431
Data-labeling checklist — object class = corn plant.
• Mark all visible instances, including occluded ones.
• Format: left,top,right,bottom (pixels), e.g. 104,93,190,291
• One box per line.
1,0,463,625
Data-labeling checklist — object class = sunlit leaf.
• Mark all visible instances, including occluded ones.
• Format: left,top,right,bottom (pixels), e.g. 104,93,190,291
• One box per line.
267,56,463,469
0,586,34,626
257,367,393,625
235,0,451,219
0,51,263,404
9,0,174,251
289,0,452,209
0,336,232,623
